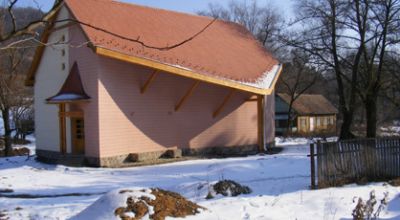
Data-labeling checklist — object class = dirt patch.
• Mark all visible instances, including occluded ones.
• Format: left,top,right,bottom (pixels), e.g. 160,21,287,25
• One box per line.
115,188,204,220
0,189,13,193
212,180,252,197
0,210,8,220
388,178,400,186
265,147,284,155
0,147,30,157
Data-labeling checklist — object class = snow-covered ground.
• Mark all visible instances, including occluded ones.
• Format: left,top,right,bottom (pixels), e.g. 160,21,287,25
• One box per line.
0,116,4,135
0,138,399,220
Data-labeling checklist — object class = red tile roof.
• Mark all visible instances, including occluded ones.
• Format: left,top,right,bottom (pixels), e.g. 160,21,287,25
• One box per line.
64,0,279,84
277,93,338,115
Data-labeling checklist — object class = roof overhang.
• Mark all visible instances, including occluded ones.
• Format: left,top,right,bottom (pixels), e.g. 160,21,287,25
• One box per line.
94,46,283,95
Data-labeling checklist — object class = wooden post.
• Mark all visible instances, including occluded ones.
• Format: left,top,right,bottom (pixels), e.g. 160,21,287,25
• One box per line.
140,70,159,94
175,81,200,112
257,95,265,152
59,103,67,154
310,143,316,189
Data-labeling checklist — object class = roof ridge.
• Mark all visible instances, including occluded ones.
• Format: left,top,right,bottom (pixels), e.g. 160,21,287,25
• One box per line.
89,0,216,22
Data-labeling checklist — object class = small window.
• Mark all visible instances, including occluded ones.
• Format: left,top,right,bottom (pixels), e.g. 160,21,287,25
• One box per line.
61,49,66,56
300,118,307,127
61,35,66,42
61,63,66,70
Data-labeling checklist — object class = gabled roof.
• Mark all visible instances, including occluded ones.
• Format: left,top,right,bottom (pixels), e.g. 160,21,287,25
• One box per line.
26,0,282,95
277,93,338,115
46,62,91,103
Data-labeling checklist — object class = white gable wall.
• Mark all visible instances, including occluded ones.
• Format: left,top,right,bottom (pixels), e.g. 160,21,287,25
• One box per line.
34,6,72,153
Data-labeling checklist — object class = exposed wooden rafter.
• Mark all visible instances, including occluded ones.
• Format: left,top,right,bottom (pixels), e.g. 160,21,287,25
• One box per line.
140,70,159,94
59,111,84,118
245,95,258,102
175,81,200,111
213,89,235,118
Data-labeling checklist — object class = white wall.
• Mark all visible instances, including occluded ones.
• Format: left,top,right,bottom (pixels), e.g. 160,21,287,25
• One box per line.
34,6,72,153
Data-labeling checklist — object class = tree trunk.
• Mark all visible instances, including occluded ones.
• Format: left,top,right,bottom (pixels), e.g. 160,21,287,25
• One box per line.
340,110,354,140
286,101,294,136
365,94,377,138
2,108,13,156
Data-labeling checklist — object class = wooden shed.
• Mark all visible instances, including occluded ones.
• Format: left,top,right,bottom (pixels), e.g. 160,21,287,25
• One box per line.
275,93,338,136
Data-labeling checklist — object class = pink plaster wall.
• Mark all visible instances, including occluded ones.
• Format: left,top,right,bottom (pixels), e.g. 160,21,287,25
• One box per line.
68,25,101,158
97,57,260,157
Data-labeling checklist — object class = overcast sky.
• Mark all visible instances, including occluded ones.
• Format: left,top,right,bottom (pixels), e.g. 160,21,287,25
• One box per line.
15,0,294,18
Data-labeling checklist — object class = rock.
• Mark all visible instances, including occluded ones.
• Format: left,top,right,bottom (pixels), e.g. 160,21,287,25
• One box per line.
213,180,252,197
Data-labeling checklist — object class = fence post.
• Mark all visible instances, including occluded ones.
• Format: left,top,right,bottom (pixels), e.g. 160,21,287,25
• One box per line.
310,142,316,189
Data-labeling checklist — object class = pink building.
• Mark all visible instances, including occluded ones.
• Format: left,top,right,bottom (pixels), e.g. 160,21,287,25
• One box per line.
26,0,282,167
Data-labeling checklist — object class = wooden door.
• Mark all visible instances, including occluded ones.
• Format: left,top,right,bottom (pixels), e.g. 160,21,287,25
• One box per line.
71,117,85,155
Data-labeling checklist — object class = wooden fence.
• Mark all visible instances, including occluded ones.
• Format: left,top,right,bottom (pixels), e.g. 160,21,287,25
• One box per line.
310,138,400,189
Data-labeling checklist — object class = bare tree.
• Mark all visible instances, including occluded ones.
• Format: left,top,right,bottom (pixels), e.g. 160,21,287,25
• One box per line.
198,0,286,57
355,0,400,137
0,0,63,46
282,0,400,139
0,47,32,156
282,0,358,139
277,51,319,134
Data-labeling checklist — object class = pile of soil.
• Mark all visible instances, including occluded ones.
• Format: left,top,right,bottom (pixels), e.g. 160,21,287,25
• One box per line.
115,188,204,220
388,178,400,186
0,147,30,157
212,180,252,197
0,210,8,220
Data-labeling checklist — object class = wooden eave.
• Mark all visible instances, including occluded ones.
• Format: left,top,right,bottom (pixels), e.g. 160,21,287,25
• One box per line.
95,47,283,95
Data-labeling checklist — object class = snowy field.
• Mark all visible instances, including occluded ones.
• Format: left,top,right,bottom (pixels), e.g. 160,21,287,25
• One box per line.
0,138,399,220
0,116,3,136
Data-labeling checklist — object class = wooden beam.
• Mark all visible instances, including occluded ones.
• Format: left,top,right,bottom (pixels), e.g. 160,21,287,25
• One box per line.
213,89,235,118
257,95,265,152
245,98,258,102
59,111,84,118
175,81,200,111
59,103,67,155
96,47,276,95
140,70,159,94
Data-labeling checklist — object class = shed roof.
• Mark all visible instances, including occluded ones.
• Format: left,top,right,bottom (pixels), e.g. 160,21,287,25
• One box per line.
26,0,281,94
277,93,338,115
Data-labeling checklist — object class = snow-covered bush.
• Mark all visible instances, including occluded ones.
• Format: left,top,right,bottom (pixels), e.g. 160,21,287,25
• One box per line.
352,190,389,220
